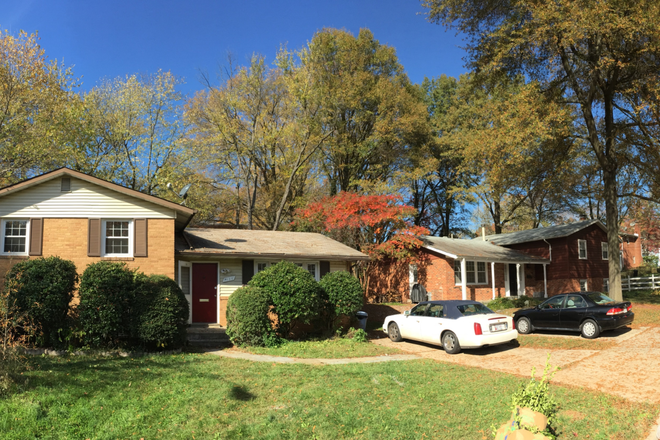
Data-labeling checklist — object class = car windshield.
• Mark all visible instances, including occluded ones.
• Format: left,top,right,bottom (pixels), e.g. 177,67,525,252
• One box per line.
586,292,616,305
456,303,493,316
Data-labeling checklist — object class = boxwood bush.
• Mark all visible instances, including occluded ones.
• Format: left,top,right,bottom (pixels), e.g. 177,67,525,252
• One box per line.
248,261,327,336
133,275,189,349
226,285,276,347
4,256,78,347
319,270,364,327
77,261,136,348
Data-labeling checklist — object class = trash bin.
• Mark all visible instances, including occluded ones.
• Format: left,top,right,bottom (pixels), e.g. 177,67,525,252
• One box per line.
356,311,368,330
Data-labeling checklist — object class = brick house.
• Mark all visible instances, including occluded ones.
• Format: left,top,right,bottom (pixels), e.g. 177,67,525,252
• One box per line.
485,220,643,295
0,168,367,326
367,220,644,303
366,236,549,303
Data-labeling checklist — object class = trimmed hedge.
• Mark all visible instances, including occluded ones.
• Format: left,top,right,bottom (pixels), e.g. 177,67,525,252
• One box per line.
134,275,189,349
226,285,275,347
248,261,327,336
319,270,364,324
4,257,78,348
78,262,190,350
77,261,136,348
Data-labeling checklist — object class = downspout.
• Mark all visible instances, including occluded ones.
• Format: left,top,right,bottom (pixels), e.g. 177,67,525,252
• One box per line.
543,239,552,262
543,239,551,298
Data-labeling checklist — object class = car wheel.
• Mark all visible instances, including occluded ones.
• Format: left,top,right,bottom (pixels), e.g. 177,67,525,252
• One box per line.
388,322,403,342
581,319,600,339
442,331,461,354
517,317,533,335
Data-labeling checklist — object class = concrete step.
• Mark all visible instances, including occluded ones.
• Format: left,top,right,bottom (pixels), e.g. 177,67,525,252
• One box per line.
187,325,231,347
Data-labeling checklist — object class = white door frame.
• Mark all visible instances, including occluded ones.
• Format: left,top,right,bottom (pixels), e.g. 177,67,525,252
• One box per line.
178,260,193,324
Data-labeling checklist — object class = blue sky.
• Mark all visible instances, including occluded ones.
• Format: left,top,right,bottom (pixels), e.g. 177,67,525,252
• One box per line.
2,0,468,96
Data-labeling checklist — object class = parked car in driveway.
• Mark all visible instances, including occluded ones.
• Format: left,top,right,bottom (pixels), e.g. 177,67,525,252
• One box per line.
382,300,518,354
513,291,634,339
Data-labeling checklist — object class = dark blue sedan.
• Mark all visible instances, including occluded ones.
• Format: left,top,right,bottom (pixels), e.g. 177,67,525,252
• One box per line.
513,291,634,339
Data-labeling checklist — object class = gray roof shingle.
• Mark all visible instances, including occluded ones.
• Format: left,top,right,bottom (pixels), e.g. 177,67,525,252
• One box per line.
484,220,604,246
421,236,548,263
177,228,369,261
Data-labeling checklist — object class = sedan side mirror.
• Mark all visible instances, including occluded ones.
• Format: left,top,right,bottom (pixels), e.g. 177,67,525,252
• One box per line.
404,310,410,317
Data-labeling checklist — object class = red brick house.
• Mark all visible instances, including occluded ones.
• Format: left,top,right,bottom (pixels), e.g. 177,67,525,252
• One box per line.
485,220,643,295
0,168,368,327
366,236,549,303
367,220,644,303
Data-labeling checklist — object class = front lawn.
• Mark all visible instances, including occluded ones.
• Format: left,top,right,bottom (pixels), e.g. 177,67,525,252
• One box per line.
1,354,657,439
234,337,403,359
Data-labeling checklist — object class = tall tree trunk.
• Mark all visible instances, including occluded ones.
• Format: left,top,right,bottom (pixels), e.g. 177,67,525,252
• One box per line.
604,168,622,301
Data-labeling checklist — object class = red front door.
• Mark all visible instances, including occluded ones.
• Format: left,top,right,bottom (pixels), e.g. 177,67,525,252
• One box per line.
192,263,218,323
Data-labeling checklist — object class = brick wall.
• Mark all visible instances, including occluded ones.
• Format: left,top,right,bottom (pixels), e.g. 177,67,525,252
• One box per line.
621,236,642,269
0,218,175,288
366,248,600,302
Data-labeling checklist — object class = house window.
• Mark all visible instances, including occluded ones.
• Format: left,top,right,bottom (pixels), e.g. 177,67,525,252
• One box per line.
477,262,487,284
2,220,29,255
256,261,319,280
466,261,475,283
579,279,588,292
454,260,488,285
578,240,587,259
601,242,608,260
454,260,461,284
102,220,133,256
603,278,609,292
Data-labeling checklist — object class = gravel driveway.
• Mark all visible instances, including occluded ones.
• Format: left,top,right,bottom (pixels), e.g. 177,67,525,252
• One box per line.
371,326,660,404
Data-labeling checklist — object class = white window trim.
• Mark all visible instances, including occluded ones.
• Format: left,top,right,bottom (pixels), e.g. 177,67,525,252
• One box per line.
603,278,609,292
578,239,588,260
579,279,588,292
454,260,489,286
101,219,134,257
601,242,608,260
1,219,30,256
255,260,321,281
178,261,193,324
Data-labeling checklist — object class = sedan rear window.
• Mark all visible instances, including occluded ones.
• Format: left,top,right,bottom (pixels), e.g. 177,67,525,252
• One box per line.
456,303,493,316
586,292,615,305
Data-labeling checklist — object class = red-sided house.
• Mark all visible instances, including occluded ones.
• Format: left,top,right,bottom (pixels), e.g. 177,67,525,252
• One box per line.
485,220,643,295
0,168,368,327
367,220,644,303
366,236,549,303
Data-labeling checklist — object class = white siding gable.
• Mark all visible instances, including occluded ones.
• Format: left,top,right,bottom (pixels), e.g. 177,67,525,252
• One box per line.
0,177,176,219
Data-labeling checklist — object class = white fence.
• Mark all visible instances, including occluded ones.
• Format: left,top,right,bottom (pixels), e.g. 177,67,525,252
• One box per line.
622,274,660,291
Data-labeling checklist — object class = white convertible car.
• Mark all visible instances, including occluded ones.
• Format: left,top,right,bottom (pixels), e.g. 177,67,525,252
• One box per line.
382,300,518,354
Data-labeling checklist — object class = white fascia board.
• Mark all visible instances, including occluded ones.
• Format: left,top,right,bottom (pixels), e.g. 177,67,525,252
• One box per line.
423,245,457,259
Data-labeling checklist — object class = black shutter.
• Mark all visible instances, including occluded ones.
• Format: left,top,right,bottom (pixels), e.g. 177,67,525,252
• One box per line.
242,259,254,285
320,261,330,278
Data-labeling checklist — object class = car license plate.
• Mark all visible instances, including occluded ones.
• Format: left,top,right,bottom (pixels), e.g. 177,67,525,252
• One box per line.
490,323,507,332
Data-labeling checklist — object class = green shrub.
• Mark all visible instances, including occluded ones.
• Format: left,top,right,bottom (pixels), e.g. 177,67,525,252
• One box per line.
4,257,78,347
248,261,327,336
319,270,363,327
133,275,189,350
78,261,136,348
510,355,558,437
226,285,276,347
487,296,544,310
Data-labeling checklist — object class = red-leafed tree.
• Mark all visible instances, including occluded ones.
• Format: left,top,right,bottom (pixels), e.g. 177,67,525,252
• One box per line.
294,192,429,288
628,201,660,255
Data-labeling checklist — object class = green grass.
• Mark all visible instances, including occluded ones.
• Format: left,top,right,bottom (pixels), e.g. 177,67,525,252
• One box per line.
625,289,660,305
1,354,656,439
235,337,402,358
